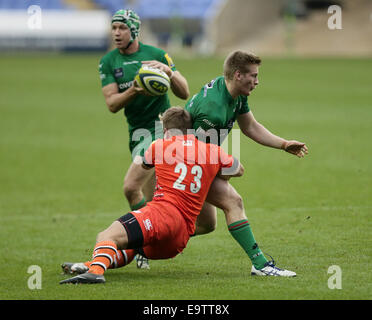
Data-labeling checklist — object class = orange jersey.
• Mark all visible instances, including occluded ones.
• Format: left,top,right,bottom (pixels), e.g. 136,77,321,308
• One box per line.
143,134,237,235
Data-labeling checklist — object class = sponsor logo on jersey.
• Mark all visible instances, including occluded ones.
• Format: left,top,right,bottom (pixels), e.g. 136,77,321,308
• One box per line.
123,60,139,65
202,119,216,128
119,81,134,90
203,79,216,97
183,140,193,146
114,67,124,78
143,218,153,231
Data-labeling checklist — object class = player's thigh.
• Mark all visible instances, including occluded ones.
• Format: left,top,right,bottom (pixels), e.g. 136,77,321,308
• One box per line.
206,176,242,211
196,202,217,228
142,170,156,200
123,157,154,191
96,220,129,249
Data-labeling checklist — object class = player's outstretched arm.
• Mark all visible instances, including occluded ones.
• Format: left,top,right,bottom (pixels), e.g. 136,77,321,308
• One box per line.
237,112,308,158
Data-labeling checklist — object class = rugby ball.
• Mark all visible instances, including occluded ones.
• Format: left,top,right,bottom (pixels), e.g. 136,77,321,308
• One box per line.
134,65,170,96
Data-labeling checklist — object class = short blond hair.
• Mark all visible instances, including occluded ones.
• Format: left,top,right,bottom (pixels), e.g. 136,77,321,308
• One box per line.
160,106,192,134
223,51,261,80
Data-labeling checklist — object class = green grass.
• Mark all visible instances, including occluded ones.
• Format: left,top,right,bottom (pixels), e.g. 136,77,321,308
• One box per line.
0,53,371,300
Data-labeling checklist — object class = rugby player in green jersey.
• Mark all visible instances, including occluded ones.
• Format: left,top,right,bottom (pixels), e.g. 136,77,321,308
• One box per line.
99,10,189,268
185,51,308,276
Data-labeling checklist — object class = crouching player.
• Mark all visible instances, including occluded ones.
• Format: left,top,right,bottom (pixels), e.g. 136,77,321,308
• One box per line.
60,107,245,284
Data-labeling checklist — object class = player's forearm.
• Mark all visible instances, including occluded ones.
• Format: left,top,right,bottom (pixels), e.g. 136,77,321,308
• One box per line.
218,164,244,180
106,86,138,113
244,121,287,149
169,72,190,100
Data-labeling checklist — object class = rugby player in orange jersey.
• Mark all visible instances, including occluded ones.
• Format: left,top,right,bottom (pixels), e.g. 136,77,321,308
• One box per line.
60,107,243,284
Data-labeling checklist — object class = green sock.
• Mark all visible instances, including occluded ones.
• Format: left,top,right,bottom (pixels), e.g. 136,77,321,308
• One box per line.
130,197,147,211
228,219,268,270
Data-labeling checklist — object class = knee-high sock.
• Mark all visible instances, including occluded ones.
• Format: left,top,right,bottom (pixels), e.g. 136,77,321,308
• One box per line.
84,248,136,270
228,219,268,270
109,249,136,269
89,241,118,275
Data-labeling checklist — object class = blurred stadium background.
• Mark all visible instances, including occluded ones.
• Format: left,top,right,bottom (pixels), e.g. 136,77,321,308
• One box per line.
0,0,371,56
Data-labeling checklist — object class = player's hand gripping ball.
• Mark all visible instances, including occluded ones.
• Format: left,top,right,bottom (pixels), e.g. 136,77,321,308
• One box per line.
134,65,170,96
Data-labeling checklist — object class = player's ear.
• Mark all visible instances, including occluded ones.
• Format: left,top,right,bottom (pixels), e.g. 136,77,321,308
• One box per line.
163,128,169,138
234,70,242,81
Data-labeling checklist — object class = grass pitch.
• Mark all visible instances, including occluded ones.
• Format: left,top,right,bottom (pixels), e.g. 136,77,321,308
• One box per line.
0,53,371,300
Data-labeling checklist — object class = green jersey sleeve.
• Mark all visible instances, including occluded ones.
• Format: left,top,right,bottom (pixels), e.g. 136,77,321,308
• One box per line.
238,95,250,114
161,52,177,72
99,57,116,87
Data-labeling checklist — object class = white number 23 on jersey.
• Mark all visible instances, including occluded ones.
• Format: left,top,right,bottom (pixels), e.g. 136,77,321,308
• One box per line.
173,163,202,194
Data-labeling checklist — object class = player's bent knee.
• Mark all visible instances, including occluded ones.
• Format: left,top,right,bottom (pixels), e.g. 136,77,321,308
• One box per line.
235,194,243,210
96,223,114,242
123,181,138,201
96,221,129,248
96,230,106,243
218,194,243,212
226,187,244,209
96,229,114,244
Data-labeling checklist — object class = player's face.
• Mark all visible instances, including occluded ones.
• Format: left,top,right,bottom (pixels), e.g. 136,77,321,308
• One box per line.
236,64,259,96
111,22,131,49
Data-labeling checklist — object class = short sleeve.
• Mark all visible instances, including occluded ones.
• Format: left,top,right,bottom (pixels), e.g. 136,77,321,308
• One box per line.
161,52,177,72
99,58,116,87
